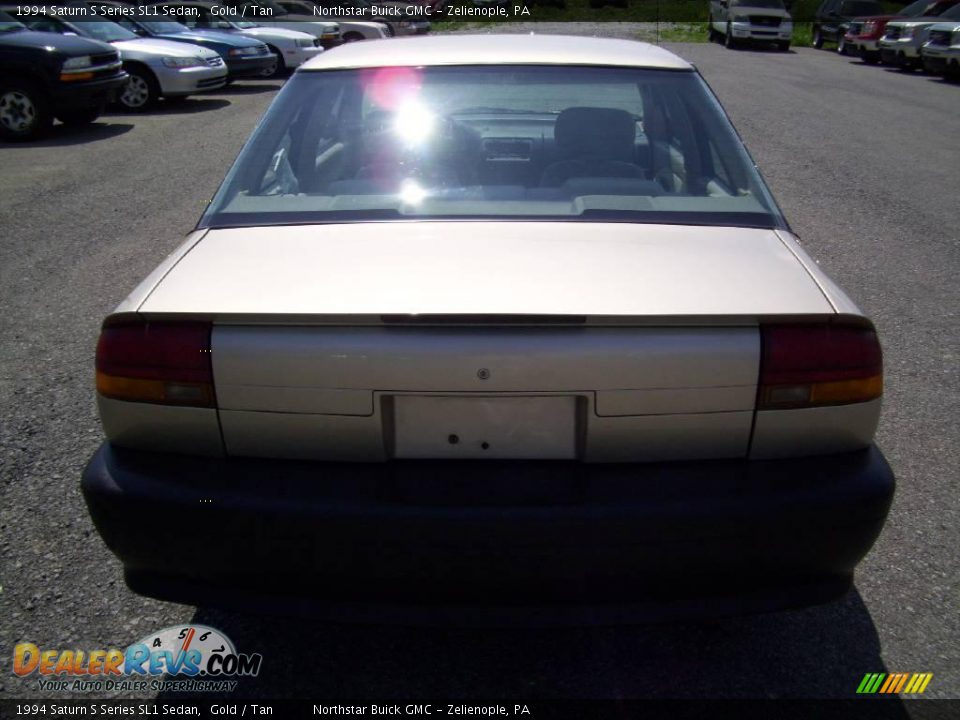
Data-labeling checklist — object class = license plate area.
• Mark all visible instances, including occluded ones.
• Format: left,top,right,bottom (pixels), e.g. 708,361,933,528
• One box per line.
389,395,579,460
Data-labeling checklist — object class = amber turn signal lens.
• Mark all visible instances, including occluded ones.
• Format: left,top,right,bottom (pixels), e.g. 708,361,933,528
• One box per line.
758,322,883,409
95,319,215,408
759,374,883,409
95,372,215,407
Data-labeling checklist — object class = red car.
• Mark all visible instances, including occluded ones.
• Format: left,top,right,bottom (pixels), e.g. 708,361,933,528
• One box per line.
844,0,959,63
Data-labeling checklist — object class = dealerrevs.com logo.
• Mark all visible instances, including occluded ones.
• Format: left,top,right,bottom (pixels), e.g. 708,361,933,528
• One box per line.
13,625,262,693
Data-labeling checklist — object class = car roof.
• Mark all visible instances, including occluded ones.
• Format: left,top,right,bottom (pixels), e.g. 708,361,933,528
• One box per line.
299,34,693,72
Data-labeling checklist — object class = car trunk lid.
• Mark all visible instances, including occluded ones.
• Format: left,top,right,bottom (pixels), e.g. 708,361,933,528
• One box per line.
135,222,834,462
139,222,833,318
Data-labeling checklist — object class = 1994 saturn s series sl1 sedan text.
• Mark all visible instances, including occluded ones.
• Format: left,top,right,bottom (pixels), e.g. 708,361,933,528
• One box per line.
82,35,894,623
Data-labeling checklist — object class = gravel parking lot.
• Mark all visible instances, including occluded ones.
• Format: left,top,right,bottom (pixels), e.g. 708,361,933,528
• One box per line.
1,33,958,702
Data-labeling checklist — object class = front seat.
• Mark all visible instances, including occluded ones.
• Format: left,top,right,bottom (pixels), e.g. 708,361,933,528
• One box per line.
540,107,643,188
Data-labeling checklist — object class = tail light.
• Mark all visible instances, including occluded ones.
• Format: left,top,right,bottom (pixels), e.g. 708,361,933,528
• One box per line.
95,318,215,407
758,322,882,410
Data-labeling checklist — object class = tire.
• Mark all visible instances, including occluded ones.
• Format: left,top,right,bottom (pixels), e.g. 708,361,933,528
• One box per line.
812,27,823,49
118,66,159,111
708,17,718,42
0,81,53,141
778,41,790,52
725,23,738,49
57,105,103,126
256,47,285,78
837,37,847,55
862,50,880,65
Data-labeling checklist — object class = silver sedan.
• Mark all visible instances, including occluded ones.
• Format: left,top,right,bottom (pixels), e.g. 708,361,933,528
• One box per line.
24,18,226,110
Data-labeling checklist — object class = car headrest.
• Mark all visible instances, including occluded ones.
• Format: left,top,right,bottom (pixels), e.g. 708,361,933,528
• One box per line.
554,107,636,161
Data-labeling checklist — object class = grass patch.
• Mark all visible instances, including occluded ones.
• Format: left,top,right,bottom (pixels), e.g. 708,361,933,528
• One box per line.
656,23,709,43
793,23,815,47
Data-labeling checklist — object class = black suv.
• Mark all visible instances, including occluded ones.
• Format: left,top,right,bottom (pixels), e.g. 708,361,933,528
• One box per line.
0,11,128,141
812,0,885,49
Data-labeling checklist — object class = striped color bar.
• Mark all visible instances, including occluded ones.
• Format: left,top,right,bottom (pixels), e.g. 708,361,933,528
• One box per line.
857,673,933,694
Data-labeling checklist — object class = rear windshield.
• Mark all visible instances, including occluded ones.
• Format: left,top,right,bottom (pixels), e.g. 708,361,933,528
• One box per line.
200,65,786,230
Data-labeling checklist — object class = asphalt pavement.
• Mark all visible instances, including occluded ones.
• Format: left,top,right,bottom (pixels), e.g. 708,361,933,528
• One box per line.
0,35,957,702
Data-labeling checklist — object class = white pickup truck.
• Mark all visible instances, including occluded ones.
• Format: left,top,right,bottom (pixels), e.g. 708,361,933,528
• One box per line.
709,0,794,50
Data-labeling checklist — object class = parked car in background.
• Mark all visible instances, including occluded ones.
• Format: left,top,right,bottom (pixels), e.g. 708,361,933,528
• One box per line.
82,34,894,621
0,11,127,140
812,0,884,52
843,0,958,64
15,15,226,110
214,0,343,48
279,0,430,37
880,2,960,69
921,18,960,76
709,0,793,51
152,1,322,77
271,0,395,41
841,18,867,53
111,17,277,79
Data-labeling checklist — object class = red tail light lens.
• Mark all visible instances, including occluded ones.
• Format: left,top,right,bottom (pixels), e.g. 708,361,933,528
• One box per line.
95,318,215,407
758,322,883,409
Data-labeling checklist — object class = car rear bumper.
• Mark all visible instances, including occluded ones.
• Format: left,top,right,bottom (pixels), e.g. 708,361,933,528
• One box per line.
82,443,894,623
